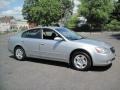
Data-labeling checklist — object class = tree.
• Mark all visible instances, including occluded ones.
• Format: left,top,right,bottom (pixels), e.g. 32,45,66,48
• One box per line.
79,0,114,30
105,19,120,31
111,0,120,21
105,0,120,31
22,0,72,26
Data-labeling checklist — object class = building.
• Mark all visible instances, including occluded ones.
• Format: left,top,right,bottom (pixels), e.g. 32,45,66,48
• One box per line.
0,23,10,32
12,20,29,30
0,16,29,33
0,16,13,32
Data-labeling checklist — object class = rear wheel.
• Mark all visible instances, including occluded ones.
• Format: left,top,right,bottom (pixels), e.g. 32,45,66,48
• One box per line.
14,47,26,60
71,51,92,71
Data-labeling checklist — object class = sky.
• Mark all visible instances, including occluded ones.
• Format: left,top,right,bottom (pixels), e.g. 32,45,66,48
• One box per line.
0,0,80,20
0,0,24,20
73,0,81,14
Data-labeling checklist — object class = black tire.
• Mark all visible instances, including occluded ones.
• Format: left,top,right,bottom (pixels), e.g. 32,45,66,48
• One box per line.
14,47,26,60
71,51,92,71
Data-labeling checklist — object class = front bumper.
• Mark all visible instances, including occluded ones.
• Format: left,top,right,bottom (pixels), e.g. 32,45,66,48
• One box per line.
92,50,116,66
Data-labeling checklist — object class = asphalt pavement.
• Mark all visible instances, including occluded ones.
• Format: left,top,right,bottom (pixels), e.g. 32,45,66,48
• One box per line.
0,32,120,90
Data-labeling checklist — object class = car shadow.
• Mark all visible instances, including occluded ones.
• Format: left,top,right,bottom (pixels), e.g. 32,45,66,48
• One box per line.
110,33,120,40
9,55,69,68
9,55,112,72
89,64,112,72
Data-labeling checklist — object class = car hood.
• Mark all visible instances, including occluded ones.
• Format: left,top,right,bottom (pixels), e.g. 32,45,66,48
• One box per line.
73,38,112,48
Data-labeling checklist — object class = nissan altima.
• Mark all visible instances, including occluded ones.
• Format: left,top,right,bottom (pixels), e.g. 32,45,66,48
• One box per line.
8,27,115,70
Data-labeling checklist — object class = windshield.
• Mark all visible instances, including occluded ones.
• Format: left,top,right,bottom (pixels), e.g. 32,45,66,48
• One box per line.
56,27,83,40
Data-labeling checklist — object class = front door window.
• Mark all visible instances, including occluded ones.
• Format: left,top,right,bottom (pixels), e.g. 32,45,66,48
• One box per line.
42,28,60,40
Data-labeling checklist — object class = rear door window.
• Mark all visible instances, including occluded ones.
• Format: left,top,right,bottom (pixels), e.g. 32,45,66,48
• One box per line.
22,28,42,39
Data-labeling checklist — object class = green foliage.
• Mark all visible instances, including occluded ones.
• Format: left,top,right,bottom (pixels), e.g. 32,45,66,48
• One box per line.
111,0,120,21
22,0,72,26
12,29,18,32
65,16,78,29
79,0,114,29
105,19,120,31
106,0,120,31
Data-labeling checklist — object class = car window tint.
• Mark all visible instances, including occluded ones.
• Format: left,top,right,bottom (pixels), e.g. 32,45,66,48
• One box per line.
22,29,42,39
43,28,60,40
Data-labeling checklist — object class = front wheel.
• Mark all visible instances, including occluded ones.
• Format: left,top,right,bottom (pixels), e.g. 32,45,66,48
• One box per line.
14,47,26,60
71,51,92,71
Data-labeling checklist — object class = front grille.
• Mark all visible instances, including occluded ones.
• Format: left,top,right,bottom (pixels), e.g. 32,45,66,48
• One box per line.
110,47,115,53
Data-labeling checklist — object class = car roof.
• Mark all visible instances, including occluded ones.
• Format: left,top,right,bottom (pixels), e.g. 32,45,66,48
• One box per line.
28,26,63,30
21,26,65,35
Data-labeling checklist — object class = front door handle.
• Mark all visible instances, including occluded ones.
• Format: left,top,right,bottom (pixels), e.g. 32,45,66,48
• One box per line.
21,40,24,43
40,43,44,45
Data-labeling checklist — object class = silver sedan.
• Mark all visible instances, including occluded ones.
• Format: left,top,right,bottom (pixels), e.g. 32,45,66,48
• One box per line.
8,27,115,70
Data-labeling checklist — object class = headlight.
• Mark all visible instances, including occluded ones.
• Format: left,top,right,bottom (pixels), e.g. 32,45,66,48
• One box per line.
95,47,110,54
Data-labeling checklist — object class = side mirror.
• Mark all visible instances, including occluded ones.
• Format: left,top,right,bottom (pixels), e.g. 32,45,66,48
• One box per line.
54,37,63,41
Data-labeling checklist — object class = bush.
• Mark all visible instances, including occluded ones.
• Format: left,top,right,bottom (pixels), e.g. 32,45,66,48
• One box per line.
12,29,18,32
79,24,90,31
65,16,78,29
105,19,120,31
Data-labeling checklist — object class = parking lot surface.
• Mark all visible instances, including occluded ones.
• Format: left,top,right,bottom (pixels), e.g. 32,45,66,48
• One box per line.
0,32,120,90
